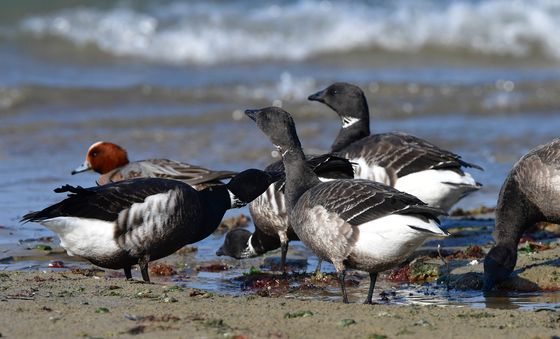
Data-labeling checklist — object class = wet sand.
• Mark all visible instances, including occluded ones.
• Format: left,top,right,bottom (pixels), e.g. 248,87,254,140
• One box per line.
0,271,558,339
1,242,559,338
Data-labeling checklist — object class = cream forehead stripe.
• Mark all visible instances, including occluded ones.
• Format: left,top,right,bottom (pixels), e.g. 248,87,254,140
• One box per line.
88,141,105,153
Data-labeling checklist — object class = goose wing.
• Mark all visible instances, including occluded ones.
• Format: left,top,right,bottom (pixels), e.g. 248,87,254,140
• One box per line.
341,132,482,178
310,179,445,227
21,178,191,223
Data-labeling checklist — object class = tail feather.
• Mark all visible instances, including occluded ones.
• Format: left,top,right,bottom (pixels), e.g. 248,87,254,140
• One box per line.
21,211,40,223
398,204,448,218
21,184,93,223
408,224,449,237
54,184,92,195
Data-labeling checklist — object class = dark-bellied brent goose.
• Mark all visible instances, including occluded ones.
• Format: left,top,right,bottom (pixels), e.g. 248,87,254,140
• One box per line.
72,141,237,189
484,138,560,291
22,169,280,282
216,154,354,273
245,106,448,303
308,82,483,212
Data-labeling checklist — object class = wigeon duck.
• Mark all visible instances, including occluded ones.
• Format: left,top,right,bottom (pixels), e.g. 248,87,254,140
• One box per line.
484,138,560,291
308,82,483,212
217,154,354,272
245,106,447,304
72,141,237,189
22,169,280,282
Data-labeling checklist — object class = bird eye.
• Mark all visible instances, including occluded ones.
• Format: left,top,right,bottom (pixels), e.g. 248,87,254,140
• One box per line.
92,152,97,157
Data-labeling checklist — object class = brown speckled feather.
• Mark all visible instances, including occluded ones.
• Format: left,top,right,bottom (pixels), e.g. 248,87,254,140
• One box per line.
97,159,237,189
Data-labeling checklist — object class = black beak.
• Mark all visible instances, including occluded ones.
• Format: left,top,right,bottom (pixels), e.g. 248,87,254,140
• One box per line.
216,246,225,256
244,109,261,122
308,89,327,103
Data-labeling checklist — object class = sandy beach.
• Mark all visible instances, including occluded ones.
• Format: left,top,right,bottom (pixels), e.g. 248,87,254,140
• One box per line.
0,270,558,339
1,238,560,339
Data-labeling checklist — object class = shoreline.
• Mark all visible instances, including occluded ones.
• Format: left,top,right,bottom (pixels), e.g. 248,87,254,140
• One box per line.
1,268,559,338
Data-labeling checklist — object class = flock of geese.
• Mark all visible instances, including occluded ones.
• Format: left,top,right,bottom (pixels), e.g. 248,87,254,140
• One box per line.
22,82,560,303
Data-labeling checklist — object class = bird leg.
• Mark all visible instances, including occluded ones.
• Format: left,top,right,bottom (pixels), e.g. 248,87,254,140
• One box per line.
313,259,323,276
363,272,378,304
123,266,132,280
338,270,349,304
138,255,151,283
279,232,289,275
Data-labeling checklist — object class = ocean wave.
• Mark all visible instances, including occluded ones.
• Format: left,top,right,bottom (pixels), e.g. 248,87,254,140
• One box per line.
18,0,560,64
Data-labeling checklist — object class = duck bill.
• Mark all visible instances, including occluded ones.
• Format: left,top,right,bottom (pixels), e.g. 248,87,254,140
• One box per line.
71,161,92,175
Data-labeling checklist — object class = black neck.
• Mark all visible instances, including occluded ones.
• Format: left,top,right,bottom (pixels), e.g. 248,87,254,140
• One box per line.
331,121,370,152
250,227,281,255
194,186,231,242
282,147,321,212
494,177,543,249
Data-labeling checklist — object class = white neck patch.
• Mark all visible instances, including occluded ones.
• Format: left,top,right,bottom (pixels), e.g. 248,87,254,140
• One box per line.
228,189,245,208
342,116,360,128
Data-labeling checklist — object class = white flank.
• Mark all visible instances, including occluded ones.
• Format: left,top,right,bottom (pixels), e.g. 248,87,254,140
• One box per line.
40,217,120,258
117,190,179,253
257,183,282,214
353,214,446,264
241,234,258,258
395,169,478,212
350,157,391,185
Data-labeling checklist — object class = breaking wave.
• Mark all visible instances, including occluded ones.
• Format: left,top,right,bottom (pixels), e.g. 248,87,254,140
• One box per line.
16,0,560,64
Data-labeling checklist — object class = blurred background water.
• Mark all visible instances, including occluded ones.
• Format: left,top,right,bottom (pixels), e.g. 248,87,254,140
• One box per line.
0,0,559,304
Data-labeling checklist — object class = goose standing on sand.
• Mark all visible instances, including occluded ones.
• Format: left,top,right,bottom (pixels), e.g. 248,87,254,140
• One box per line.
216,154,354,272
245,106,448,303
484,138,560,291
72,141,237,189
22,169,279,282
308,82,482,212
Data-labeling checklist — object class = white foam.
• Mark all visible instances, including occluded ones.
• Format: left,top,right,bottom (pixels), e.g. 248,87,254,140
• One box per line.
19,0,560,64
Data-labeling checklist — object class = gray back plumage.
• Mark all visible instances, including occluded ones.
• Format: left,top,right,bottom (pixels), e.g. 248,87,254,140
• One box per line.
295,179,444,227
496,138,560,233
339,132,481,183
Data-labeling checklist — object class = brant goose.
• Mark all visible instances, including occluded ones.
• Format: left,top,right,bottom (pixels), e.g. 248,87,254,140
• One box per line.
22,169,279,282
217,154,354,272
72,141,237,189
245,106,448,303
484,138,560,291
308,82,482,212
